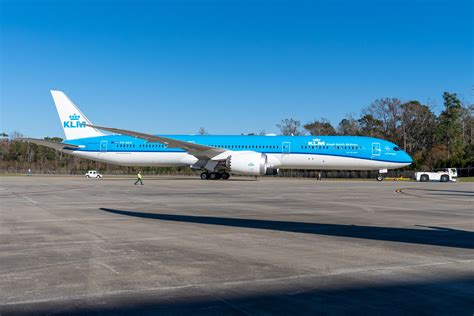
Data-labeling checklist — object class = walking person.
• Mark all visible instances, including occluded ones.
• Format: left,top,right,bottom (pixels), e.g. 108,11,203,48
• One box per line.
134,171,144,185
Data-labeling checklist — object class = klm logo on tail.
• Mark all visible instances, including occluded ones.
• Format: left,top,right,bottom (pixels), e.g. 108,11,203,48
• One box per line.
64,114,86,128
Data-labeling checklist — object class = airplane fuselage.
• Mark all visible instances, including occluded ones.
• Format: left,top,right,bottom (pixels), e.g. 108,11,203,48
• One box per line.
64,134,412,171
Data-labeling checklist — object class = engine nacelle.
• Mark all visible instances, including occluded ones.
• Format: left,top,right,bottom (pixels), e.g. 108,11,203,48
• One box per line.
226,151,269,176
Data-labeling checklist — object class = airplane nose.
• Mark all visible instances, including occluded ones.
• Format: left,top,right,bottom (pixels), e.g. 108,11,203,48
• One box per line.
403,151,413,165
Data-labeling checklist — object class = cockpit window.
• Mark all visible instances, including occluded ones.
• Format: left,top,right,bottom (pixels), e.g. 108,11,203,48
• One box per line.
393,147,400,151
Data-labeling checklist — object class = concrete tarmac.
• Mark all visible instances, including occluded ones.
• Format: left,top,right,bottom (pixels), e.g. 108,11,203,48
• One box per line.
0,175,473,315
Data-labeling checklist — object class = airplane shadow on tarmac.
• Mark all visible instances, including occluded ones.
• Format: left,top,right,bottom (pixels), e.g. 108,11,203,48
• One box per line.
4,276,474,315
100,208,474,249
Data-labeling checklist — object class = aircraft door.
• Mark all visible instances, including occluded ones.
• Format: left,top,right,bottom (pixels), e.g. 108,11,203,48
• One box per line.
100,140,107,153
371,142,381,157
282,142,291,154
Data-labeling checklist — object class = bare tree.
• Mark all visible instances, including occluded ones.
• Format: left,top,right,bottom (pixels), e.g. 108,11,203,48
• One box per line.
9,131,24,140
304,118,336,135
362,98,402,143
276,118,304,136
460,103,473,146
337,114,360,135
246,130,267,136
197,127,209,135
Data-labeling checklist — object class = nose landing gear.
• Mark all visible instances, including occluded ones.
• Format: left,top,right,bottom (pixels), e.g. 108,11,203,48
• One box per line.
377,169,388,181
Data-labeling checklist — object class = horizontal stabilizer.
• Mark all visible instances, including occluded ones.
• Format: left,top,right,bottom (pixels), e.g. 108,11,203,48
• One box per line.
18,138,80,151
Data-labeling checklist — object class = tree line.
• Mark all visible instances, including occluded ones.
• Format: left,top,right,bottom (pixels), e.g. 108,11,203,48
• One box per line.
1,91,472,174
276,92,473,170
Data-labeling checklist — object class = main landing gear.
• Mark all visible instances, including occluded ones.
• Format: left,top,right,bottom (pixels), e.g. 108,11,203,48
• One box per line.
200,172,230,180
376,174,384,181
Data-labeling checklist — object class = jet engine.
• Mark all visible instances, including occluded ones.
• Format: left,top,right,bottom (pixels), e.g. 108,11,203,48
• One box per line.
226,151,278,176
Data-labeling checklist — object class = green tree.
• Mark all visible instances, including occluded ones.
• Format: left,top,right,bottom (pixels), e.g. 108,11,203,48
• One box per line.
437,92,463,160
400,101,436,155
358,114,384,137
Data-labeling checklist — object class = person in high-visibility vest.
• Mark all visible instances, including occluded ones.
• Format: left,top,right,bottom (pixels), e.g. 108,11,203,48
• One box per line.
134,171,143,185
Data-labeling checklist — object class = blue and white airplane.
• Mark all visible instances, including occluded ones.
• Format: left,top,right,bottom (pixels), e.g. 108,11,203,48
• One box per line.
22,91,412,180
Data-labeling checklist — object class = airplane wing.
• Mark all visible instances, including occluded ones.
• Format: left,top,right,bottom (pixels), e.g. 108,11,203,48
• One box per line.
88,125,226,160
18,138,80,151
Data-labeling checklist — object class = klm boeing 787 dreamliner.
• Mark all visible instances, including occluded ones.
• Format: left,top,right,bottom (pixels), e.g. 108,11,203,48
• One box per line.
22,91,412,180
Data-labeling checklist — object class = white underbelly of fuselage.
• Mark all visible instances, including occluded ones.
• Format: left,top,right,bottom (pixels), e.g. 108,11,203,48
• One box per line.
271,154,406,170
70,151,197,167
68,150,405,170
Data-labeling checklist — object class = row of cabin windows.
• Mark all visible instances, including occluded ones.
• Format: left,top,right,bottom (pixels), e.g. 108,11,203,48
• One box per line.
140,144,166,148
115,143,278,149
113,144,363,151
208,145,278,149
116,144,166,148
301,145,361,150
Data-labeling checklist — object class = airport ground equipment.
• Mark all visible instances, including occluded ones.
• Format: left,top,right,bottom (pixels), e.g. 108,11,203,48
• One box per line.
415,168,457,182
85,170,102,179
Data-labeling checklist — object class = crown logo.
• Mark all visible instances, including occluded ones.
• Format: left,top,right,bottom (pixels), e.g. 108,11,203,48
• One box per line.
69,114,80,120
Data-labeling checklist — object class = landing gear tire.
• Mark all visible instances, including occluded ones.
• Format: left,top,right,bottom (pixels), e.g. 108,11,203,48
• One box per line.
200,172,210,180
376,174,384,181
221,172,230,180
209,172,220,180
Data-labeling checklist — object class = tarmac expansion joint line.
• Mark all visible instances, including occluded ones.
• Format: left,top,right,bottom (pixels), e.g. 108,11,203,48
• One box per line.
395,187,474,204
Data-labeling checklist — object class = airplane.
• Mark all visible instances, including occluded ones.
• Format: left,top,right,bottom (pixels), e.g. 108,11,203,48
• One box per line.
20,90,412,181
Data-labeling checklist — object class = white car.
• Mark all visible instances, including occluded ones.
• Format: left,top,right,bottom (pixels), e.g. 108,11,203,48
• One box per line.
85,170,102,179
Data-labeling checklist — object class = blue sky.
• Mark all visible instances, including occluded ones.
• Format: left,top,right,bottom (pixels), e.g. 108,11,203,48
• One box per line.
1,0,472,137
